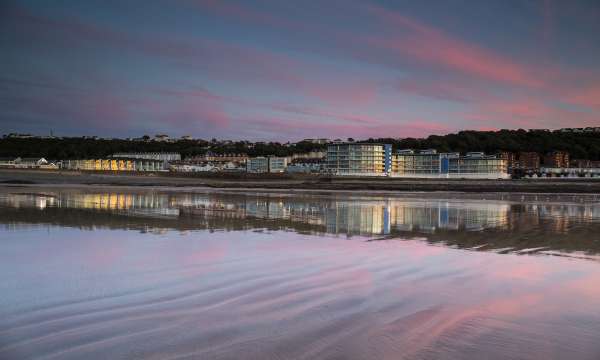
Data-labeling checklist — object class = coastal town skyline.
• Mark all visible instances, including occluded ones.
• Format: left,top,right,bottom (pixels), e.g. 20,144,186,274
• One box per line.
2,0,600,140
3,126,600,143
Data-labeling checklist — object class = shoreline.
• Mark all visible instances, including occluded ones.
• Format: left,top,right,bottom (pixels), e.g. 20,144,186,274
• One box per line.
2,169,600,193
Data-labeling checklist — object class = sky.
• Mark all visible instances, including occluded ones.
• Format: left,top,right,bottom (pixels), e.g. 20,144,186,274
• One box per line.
1,0,600,141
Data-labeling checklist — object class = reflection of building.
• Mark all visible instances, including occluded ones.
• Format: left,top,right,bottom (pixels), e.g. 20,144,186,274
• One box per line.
327,143,392,176
5,191,600,254
326,202,390,235
389,201,510,233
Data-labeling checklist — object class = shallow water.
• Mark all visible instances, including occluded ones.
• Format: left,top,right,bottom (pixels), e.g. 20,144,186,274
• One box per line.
1,186,600,359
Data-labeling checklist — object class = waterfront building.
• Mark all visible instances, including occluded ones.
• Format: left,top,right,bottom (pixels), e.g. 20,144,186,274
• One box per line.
444,153,508,178
268,157,288,173
392,149,440,176
559,127,600,133
246,157,269,173
518,152,541,171
326,143,392,176
111,152,181,162
301,138,329,144
187,152,248,164
390,151,508,179
540,167,600,178
17,158,48,168
544,151,570,168
571,159,600,168
170,163,216,172
111,152,180,170
498,151,516,172
286,162,322,173
0,157,20,168
154,134,170,142
289,151,326,161
246,156,288,173
61,158,164,172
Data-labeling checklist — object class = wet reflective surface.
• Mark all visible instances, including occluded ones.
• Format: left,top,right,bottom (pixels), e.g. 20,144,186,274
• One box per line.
1,186,600,359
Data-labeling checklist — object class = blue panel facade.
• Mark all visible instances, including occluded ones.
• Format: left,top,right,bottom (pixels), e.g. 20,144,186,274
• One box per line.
439,206,449,226
383,206,390,235
384,144,392,173
441,157,449,174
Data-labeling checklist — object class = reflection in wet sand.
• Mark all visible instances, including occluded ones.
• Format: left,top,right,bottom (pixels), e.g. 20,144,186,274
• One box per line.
2,187,600,359
2,188,600,255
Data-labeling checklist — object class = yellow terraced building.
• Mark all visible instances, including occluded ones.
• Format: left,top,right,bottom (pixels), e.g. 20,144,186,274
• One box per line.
61,158,165,171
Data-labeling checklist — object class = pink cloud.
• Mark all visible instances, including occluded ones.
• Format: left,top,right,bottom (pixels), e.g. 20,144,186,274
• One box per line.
565,86,600,109
10,6,380,107
365,4,543,88
394,77,494,103
193,40,380,106
245,116,450,140
145,87,231,131
464,97,600,129
163,105,229,130
3,89,133,132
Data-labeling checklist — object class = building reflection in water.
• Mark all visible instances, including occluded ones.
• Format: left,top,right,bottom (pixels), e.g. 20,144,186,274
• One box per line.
2,189,600,254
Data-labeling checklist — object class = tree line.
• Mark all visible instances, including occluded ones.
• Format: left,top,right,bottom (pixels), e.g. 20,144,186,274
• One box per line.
0,138,327,160
368,130,600,160
1,130,600,160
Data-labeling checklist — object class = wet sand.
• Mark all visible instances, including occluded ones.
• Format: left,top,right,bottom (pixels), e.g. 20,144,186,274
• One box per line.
2,168,600,193
2,188,600,359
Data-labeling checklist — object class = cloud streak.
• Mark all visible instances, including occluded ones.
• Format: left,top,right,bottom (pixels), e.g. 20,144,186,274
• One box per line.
1,1,599,139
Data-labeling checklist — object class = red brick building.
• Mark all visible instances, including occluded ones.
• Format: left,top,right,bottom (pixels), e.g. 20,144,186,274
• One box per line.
518,152,540,171
543,151,570,168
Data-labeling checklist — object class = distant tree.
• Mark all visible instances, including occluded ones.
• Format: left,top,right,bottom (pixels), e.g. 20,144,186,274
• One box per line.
2,130,600,160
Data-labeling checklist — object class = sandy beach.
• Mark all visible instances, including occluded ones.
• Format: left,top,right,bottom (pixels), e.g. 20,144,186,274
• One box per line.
2,168,600,193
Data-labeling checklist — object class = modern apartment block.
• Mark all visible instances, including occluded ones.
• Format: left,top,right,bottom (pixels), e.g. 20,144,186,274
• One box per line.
246,156,288,173
444,152,508,178
246,157,269,173
326,143,392,176
268,157,288,173
390,150,509,179
392,149,440,176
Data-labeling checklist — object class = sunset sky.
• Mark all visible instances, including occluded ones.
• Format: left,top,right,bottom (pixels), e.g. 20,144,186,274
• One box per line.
1,0,599,140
